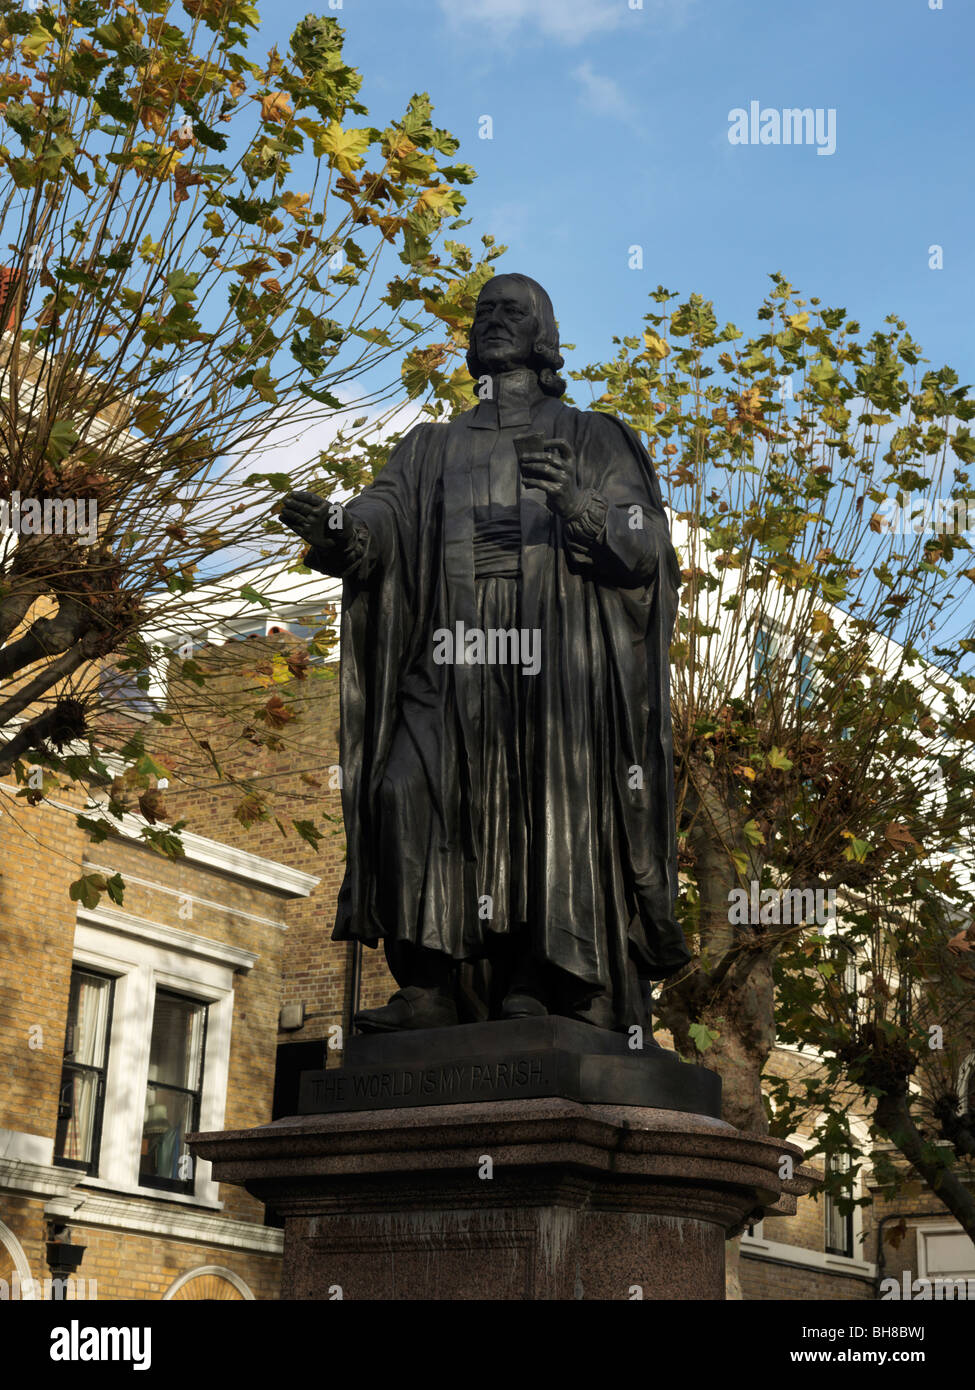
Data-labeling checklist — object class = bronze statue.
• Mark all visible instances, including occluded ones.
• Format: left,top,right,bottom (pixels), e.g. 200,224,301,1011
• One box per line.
281,274,690,1034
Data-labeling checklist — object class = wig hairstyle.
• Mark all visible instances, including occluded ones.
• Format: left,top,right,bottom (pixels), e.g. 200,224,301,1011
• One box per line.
466,273,567,398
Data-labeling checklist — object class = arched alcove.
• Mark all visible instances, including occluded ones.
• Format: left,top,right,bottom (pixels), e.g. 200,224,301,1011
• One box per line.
162,1265,254,1301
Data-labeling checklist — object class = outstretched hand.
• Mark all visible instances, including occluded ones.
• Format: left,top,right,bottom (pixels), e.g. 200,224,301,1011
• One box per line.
280,490,337,550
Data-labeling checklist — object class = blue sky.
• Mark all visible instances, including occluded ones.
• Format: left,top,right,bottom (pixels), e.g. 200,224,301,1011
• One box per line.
259,0,973,388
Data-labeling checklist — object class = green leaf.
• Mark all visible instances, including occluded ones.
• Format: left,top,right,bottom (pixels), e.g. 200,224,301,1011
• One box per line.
47,421,79,461
69,873,108,910
252,365,278,403
240,583,272,609
298,383,343,409
293,818,324,849
167,269,199,305
135,753,171,779
75,815,115,843
743,819,765,846
688,1022,720,1053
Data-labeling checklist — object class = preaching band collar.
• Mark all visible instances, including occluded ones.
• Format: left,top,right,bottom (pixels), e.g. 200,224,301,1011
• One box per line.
467,366,546,430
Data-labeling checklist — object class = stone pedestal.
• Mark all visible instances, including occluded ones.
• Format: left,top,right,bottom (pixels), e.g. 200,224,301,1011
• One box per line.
191,1097,817,1300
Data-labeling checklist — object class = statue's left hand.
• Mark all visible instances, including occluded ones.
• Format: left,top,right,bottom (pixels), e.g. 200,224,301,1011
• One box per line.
518,439,586,520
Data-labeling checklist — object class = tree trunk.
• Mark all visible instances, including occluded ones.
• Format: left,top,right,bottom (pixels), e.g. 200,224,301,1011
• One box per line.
875,1092,975,1249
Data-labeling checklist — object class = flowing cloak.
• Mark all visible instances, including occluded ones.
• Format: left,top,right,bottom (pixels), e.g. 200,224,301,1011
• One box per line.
305,393,691,1006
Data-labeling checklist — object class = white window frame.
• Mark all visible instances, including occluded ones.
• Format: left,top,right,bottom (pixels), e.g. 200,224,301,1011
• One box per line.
72,904,256,1208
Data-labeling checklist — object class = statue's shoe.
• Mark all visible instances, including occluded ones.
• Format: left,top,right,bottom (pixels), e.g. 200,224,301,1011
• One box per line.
354,985,458,1033
501,990,549,1019
565,993,615,1030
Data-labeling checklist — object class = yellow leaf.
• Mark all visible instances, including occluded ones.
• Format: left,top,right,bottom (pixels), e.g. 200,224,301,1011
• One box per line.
416,183,458,214
279,190,310,219
131,142,182,179
386,134,418,160
787,311,810,331
643,330,670,360
22,24,53,58
316,122,371,175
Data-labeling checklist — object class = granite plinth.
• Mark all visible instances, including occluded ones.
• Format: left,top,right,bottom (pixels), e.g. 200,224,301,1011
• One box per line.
298,1017,722,1118
190,1097,819,1300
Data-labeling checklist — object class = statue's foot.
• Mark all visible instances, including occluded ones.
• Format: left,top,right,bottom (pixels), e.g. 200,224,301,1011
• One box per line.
501,990,549,1020
566,992,615,1030
354,985,458,1033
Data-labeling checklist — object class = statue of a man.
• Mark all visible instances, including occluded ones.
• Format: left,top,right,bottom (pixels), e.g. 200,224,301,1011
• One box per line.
281,274,690,1033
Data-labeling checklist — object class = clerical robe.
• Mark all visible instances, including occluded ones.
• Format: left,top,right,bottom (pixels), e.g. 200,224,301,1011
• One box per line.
305,367,690,1027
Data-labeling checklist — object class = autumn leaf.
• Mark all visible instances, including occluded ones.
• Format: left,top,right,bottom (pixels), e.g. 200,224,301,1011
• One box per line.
285,648,310,680
234,792,267,827
884,1219,908,1249
131,142,182,180
642,330,670,360
260,92,293,124
278,191,310,219
884,822,922,852
316,122,371,175
385,134,418,160
138,788,168,824
416,183,458,214
263,693,295,728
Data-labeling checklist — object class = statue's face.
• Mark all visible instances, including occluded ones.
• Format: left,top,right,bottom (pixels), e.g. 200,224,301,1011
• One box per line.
470,278,537,374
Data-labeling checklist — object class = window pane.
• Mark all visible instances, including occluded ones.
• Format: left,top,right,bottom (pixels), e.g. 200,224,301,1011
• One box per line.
65,971,112,1068
825,1153,853,1256
147,992,205,1090
55,1067,101,1165
141,990,207,1189
140,1087,196,1185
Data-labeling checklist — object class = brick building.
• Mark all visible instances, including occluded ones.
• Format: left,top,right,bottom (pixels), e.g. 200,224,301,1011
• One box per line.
2,559,973,1300
0,768,317,1300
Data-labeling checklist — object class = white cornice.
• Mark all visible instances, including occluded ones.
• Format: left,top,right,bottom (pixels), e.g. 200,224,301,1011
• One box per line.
76,904,258,972
42,1188,283,1256
174,826,319,897
84,862,292,932
742,1232,875,1279
0,1157,79,1201
0,782,320,898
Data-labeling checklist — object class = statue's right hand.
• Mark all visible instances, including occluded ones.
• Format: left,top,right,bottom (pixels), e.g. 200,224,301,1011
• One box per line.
280,490,337,550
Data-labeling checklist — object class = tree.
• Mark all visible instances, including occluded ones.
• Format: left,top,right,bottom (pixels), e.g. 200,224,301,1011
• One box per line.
0,0,500,872
576,276,975,1270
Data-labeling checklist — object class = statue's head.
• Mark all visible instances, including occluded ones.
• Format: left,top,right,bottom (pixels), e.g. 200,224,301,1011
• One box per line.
467,273,566,397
